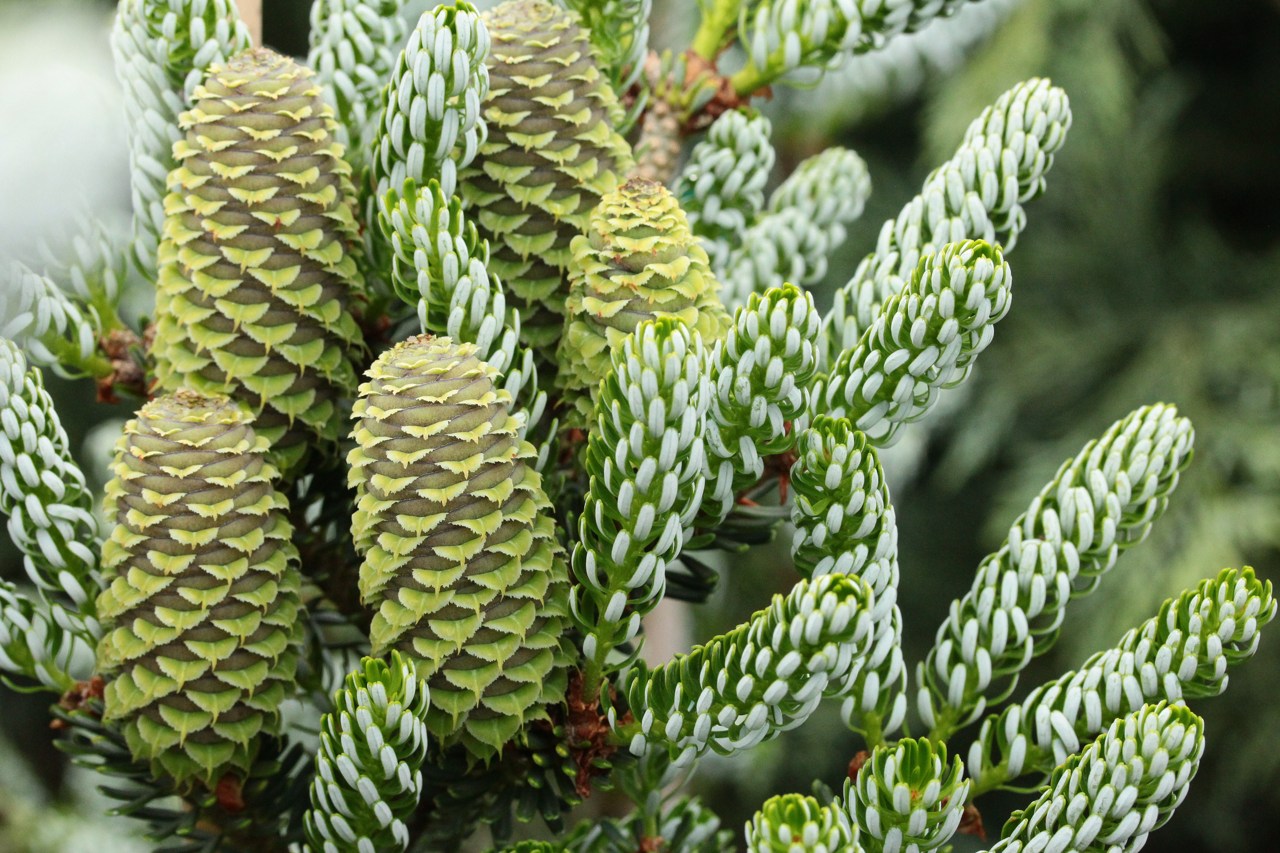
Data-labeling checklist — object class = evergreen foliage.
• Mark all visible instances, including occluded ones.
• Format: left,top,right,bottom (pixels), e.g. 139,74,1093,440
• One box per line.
0,1,1271,850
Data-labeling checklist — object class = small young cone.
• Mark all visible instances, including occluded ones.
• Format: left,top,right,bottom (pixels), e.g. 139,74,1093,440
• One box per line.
558,178,729,420
95,391,301,786
152,47,366,476
348,335,570,759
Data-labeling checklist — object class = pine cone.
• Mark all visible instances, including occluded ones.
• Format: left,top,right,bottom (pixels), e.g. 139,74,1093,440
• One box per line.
95,391,302,786
558,178,729,420
459,0,634,359
349,335,570,759
152,47,366,476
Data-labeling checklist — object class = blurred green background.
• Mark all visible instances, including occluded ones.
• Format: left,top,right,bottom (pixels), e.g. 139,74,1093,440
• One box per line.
1,0,1277,850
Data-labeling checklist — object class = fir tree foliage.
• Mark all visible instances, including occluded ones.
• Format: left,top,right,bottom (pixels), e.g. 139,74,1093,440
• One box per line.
615,573,875,768
570,318,710,683
308,0,409,181
371,1,489,203
823,77,1071,364
0,339,101,641
303,652,431,853
721,145,872,307
676,109,777,272
745,793,856,853
845,738,969,853
1,260,108,379
821,239,1013,446
983,703,1205,853
966,567,1275,797
703,282,821,525
918,404,1196,739
789,415,906,741
0,1,1275,850
379,179,541,431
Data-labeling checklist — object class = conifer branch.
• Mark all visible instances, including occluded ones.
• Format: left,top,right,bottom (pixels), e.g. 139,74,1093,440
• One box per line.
820,239,1012,445
702,283,821,531
676,109,777,273
303,653,431,853
918,404,1196,740
372,2,489,204
746,793,856,853
823,78,1071,364
967,568,1275,798
790,416,905,742
308,0,410,182
570,318,710,692
1,262,111,378
0,339,102,645
982,703,1205,853
845,737,968,852
614,574,874,768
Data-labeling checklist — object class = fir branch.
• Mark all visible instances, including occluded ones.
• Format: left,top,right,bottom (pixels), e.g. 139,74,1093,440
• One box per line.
746,793,856,853
721,146,871,307
564,796,732,852
820,239,1012,446
308,0,410,181
918,404,1196,740
37,212,132,334
571,318,711,692
1,261,111,378
790,417,905,742
983,703,1205,853
372,2,489,203
845,738,968,852
701,283,821,531
676,108,777,273
380,180,543,438
0,338,102,644
823,78,1071,364
732,1,864,94
304,653,431,853
614,573,874,768
966,567,1275,798
0,580,79,691
111,0,252,281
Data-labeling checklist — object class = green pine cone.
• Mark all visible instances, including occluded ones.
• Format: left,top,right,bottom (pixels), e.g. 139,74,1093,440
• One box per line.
152,47,366,476
459,0,634,357
558,178,730,419
94,391,302,786
349,335,570,759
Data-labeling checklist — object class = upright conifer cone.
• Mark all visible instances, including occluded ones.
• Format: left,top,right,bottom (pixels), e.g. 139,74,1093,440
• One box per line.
349,336,570,759
558,178,730,418
95,391,302,786
459,0,634,357
152,48,365,475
